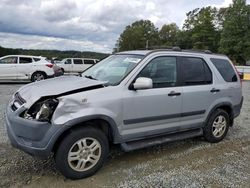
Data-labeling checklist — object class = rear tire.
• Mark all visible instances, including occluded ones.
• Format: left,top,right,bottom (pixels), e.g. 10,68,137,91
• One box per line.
204,109,230,143
31,72,46,82
55,127,109,179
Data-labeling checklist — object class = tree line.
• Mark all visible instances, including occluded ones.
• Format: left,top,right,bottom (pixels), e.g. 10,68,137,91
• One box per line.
114,0,250,65
0,46,108,60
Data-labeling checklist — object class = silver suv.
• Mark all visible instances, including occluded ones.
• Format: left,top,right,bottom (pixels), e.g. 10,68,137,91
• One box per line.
5,49,243,179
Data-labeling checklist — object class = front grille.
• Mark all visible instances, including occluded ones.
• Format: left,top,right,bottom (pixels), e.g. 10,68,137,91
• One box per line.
14,92,26,105
11,92,26,111
11,104,18,111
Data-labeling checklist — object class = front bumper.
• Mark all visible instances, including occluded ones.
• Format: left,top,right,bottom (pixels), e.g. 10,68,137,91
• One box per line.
5,103,62,158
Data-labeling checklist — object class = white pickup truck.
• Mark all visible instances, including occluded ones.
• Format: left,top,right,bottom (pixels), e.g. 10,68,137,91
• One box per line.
58,58,99,74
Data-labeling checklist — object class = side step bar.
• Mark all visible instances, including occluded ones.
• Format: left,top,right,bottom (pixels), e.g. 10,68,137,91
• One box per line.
120,128,203,152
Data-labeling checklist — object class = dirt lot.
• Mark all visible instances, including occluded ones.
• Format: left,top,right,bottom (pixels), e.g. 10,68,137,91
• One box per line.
0,82,249,188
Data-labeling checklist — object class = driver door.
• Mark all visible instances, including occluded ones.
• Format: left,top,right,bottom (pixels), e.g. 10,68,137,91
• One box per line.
63,59,73,73
121,56,182,141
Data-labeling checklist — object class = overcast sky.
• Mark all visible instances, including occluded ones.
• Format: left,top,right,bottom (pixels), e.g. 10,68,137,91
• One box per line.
0,0,249,53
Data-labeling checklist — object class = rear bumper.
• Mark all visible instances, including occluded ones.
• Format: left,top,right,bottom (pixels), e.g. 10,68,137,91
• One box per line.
233,96,243,118
54,70,64,77
5,104,62,158
47,74,55,78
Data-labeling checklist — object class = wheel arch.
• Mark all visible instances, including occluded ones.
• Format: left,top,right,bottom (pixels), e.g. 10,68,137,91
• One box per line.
52,115,122,153
206,102,234,126
31,71,47,81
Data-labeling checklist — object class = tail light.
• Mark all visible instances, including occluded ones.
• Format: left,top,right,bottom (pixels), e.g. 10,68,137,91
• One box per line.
46,64,53,68
233,64,242,87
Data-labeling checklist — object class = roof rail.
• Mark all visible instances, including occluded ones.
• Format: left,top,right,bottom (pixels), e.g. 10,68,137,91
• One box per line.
135,46,218,55
144,46,213,54
172,46,181,51
204,50,212,54
181,49,213,54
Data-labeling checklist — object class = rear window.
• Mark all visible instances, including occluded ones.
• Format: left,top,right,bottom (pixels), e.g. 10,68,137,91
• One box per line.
210,58,237,82
19,57,33,64
181,57,212,85
84,59,95,65
73,59,83,64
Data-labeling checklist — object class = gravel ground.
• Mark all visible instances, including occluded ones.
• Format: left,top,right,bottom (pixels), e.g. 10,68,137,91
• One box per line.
0,82,249,188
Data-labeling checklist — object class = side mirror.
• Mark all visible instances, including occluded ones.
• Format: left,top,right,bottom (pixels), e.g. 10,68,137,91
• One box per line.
133,77,153,90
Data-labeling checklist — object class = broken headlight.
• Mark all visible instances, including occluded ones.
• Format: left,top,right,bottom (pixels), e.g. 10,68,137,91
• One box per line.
23,99,59,122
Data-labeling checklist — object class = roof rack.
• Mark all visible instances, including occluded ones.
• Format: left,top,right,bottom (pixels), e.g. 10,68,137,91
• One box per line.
145,46,213,54
182,49,213,54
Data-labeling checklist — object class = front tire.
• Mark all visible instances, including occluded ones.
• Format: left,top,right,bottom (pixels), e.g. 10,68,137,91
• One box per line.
204,109,230,143
55,127,109,179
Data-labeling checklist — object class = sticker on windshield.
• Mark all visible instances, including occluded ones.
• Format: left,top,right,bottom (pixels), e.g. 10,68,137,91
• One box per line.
123,57,141,63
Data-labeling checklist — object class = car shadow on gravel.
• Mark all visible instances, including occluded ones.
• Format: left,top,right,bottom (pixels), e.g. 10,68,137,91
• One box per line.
0,143,58,187
0,137,204,188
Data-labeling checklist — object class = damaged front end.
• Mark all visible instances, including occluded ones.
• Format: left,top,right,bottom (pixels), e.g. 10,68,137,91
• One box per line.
16,79,106,123
21,98,59,122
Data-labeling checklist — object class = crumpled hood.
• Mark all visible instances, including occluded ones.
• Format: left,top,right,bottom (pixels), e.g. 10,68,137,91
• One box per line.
17,76,106,105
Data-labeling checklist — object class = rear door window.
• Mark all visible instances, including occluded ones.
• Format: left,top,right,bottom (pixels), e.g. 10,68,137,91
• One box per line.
73,59,83,64
180,57,212,85
210,58,237,82
19,57,33,64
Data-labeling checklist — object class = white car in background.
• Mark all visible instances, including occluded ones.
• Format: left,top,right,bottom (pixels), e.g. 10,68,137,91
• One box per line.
58,58,99,74
0,55,55,82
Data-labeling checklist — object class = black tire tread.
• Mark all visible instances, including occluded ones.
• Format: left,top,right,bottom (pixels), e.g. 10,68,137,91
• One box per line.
31,71,47,82
204,108,230,143
55,126,109,179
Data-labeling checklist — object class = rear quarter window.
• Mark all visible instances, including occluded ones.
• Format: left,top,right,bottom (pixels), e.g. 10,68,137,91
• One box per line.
210,58,237,82
33,58,41,62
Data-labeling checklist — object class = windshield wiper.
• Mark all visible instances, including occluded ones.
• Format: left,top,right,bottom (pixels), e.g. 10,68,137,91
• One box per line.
84,75,97,80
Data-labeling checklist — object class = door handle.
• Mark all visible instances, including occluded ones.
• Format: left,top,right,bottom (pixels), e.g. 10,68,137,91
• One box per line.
168,91,181,96
210,88,220,93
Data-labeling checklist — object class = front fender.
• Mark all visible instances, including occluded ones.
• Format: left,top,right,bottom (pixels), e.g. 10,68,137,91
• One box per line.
52,97,123,143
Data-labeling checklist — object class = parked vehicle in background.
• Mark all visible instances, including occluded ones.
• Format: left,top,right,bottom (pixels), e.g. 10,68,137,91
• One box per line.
235,66,250,80
58,58,99,74
48,58,64,77
0,55,55,82
5,49,243,179
52,63,64,77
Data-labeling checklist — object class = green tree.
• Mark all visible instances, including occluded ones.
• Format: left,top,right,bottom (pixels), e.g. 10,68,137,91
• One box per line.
176,30,193,49
183,7,220,52
219,0,250,64
159,23,180,47
117,20,159,51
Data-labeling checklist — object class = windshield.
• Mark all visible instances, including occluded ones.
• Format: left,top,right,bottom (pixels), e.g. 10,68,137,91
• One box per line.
82,54,143,85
